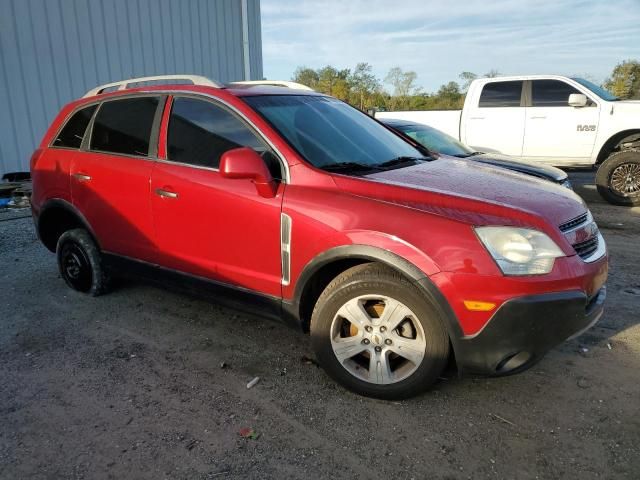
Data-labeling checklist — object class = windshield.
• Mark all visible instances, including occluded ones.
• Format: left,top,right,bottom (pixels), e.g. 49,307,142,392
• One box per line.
242,95,424,169
571,78,619,101
392,123,475,157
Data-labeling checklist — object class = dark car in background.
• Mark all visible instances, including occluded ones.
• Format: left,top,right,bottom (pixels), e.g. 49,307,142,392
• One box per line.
381,118,572,189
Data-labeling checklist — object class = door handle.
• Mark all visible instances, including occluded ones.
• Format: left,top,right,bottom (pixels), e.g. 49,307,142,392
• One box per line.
155,188,179,199
72,173,92,182
530,116,547,119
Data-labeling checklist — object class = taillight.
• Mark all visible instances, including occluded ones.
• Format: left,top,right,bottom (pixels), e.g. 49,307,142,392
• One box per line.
30,148,43,172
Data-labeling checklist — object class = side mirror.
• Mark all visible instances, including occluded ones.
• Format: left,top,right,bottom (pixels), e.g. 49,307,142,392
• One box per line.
220,147,277,198
568,93,588,107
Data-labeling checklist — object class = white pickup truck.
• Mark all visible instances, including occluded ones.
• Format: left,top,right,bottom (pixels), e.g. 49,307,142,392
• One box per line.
377,75,640,206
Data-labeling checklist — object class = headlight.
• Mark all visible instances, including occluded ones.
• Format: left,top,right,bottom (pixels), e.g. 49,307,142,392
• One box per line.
475,226,565,275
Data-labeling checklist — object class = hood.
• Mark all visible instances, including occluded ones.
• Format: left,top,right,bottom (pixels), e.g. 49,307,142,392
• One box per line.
470,153,568,183
355,158,586,227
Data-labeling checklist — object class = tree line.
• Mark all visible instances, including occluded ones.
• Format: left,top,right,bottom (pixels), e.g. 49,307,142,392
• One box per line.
291,60,640,112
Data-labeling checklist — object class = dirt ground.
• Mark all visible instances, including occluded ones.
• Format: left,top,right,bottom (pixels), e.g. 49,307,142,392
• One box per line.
1,171,638,480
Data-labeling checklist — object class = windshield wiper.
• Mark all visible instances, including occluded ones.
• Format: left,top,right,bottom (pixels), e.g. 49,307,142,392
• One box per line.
376,156,427,169
320,162,382,173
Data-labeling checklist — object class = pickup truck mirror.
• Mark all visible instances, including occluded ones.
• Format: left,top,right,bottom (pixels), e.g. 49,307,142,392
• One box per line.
568,93,588,107
219,147,277,198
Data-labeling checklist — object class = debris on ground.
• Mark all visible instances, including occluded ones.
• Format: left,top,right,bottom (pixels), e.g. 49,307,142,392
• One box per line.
246,377,260,389
185,439,198,450
238,427,260,440
489,413,517,427
301,355,319,367
577,378,590,389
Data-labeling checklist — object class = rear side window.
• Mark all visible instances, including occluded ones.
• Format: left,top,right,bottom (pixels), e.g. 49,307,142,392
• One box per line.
478,81,523,107
532,80,581,107
90,97,160,156
53,104,97,149
167,97,263,169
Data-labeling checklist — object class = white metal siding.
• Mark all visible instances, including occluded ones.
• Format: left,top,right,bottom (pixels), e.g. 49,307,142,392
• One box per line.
0,0,263,174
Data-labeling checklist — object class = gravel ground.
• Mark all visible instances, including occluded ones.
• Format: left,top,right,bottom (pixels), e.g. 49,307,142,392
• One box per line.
1,172,639,479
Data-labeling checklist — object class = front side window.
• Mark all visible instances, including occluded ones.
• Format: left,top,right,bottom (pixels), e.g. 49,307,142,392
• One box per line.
90,96,160,156
53,104,98,149
532,80,582,107
167,97,265,170
478,81,523,108
243,95,423,169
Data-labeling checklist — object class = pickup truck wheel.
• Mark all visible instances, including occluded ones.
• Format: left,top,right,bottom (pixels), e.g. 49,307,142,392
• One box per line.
310,264,449,399
596,150,640,206
56,229,110,296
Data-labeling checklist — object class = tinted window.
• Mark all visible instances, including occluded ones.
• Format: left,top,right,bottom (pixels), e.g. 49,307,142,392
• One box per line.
90,97,160,156
532,80,581,107
167,97,264,169
53,105,97,149
478,81,523,107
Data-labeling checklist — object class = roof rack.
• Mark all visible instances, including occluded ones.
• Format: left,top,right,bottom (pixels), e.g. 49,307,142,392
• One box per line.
82,74,222,97
228,80,314,91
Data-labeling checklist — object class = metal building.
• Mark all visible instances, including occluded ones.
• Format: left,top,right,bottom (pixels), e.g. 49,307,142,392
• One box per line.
0,0,263,175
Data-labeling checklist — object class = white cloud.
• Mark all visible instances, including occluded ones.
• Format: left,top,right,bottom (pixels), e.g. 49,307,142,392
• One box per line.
261,0,640,90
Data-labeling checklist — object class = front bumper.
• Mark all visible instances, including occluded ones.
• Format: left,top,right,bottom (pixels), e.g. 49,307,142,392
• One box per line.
454,286,606,375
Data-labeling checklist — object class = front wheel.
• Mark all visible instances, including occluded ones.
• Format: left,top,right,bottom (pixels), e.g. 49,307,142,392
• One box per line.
596,150,640,206
310,264,450,399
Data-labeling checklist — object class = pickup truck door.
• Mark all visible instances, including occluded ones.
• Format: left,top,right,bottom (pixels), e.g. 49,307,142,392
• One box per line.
462,80,525,156
150,96,284,297
522,80,599,164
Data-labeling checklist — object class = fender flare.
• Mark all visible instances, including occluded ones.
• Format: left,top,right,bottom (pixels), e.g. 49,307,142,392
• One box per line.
37,198,100,251
288,244,464,358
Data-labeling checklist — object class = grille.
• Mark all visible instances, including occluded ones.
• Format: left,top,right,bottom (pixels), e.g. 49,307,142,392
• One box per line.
573,235,599,259
559,213,588,232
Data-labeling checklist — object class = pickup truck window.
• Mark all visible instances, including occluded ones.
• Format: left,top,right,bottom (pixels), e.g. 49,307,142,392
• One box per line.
532,80,581,107
478,81,523,108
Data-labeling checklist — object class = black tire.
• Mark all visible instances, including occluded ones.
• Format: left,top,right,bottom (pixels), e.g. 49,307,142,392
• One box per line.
596,149,640,206
310,263,450,399
56,228,110,296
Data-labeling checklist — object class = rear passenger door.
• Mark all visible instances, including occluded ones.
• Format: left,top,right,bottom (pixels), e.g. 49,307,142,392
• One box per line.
522,79,600,163
71,95,163,262
462,80,525,156
150,95,284,297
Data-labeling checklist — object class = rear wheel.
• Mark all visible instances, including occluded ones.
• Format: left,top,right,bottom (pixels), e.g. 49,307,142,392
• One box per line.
596,150,640,206
56,229,110,296
310,264,450,399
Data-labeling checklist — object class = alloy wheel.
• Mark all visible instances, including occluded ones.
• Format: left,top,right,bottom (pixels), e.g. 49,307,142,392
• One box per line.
330,295,426,385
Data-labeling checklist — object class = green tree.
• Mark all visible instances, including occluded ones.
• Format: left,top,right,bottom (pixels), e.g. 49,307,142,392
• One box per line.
604,60,640,99
349,62,380,109
384,67,419,110
316,66,351,100
459,71,477,92
292,66,319,89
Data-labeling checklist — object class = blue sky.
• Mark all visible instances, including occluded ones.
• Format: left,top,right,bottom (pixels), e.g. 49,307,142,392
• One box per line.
261,0,640,92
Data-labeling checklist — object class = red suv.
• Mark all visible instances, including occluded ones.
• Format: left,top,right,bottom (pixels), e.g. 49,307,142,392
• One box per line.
31,75,608,399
